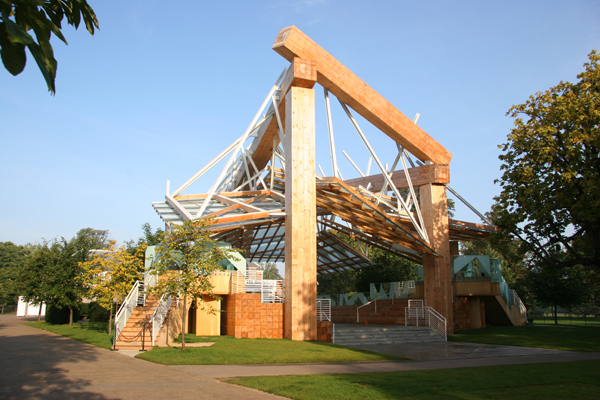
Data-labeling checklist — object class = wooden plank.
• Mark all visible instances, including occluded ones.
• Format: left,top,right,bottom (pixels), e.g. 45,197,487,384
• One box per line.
174,190,269,200
420,183,454,334
273,26,452,164
206,210,283,225
284,85,317,341
213,194,263,213
342,163,450,191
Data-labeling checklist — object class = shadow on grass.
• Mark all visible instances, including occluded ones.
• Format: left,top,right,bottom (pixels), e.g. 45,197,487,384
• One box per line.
0,315,117,399
139,335,405,365
449,325,600,352
230,360,600,400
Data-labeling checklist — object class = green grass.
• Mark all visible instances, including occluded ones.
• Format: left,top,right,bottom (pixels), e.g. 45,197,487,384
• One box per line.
25,321,113,349
531,316,600,327
136,334,405,365
226,360,600,400
449,325,600,352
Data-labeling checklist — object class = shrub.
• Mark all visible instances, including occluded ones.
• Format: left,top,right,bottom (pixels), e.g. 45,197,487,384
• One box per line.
45,305,79,324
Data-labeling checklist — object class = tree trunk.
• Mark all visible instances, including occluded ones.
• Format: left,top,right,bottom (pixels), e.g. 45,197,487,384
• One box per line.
108,303,113,335
69,308,73,326
181,296,186,351
554,303,558,325
37,304,42,322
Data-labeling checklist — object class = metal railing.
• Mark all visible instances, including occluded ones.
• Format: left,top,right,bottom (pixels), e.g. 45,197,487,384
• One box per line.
261,279,284,303
114,280,142,345
405,305,447,341
512,290,527,320
150,294,172,346
317,298,331,321
231,270,284,303
356,298,381,323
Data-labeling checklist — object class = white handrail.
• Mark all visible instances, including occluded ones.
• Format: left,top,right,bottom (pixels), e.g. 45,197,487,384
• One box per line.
150,294,172,346
114,280,141,344
405,306,447,341
511,290,527,320
317,298,331,321
357,298,380,323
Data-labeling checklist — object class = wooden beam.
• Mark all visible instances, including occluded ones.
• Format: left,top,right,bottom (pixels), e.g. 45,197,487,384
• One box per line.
284,84,317,341
212,194,263,213
273,26,452,164
174,190,269,200
342,163,449,191
421,184,454,334
280,57,317,96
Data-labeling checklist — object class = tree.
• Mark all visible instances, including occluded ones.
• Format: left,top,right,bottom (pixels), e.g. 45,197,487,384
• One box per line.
18,241,57,321
147,219,230,350
495,50,600,274
318,230,417,295
0,241,32,305
260,262,282,280
79,241,144,335
528,257,591,324
18,228,110,325
0,0,99,94
317,269,357,296
355,248,417,293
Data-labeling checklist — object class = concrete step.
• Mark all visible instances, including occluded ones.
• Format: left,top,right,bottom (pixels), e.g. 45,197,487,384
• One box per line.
332,324,444,345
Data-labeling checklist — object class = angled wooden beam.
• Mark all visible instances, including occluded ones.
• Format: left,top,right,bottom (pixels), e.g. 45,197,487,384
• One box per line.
343,163,449,191
212,194,263,213
273,26,452,164
165,194,193,221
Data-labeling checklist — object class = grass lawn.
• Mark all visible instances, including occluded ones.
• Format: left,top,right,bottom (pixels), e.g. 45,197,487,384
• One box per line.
532,316,600,327
25,321,113,349
136,334,405,365
226,360,600,400
449,325,600,352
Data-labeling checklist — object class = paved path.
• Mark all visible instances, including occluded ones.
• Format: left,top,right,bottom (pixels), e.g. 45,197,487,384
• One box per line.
173,343,600,378
2,315,599,398
0,315,285,400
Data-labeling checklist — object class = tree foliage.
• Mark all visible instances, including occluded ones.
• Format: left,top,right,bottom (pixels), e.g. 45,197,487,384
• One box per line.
0,0,99,94
79,241,144,334
147,219,230,350
528,259,591,324
0,241,31,305
260,262,282,280
495,50,600,273
17,228,109,324
355,248,417,293
317,230,417,295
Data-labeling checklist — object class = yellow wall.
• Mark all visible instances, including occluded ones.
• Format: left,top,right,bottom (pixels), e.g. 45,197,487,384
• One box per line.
193,295,221,336
209,274,231,295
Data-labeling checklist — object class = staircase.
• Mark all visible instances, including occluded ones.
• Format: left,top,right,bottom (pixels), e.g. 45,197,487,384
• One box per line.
333,324,444,346
114,293,171,351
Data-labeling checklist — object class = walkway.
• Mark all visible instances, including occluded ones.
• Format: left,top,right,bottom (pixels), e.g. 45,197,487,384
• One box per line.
2,315,599,398
0,315,285,399
173,342,600,379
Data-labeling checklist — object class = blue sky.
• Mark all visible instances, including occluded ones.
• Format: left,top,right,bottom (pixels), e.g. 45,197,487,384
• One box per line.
1,0,598,246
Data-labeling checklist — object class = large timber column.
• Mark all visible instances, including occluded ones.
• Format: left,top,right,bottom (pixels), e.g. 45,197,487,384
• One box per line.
284,58,318,340
421,182,455,334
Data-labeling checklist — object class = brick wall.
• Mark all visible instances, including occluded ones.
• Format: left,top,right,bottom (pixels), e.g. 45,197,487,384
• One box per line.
222,293,283,339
